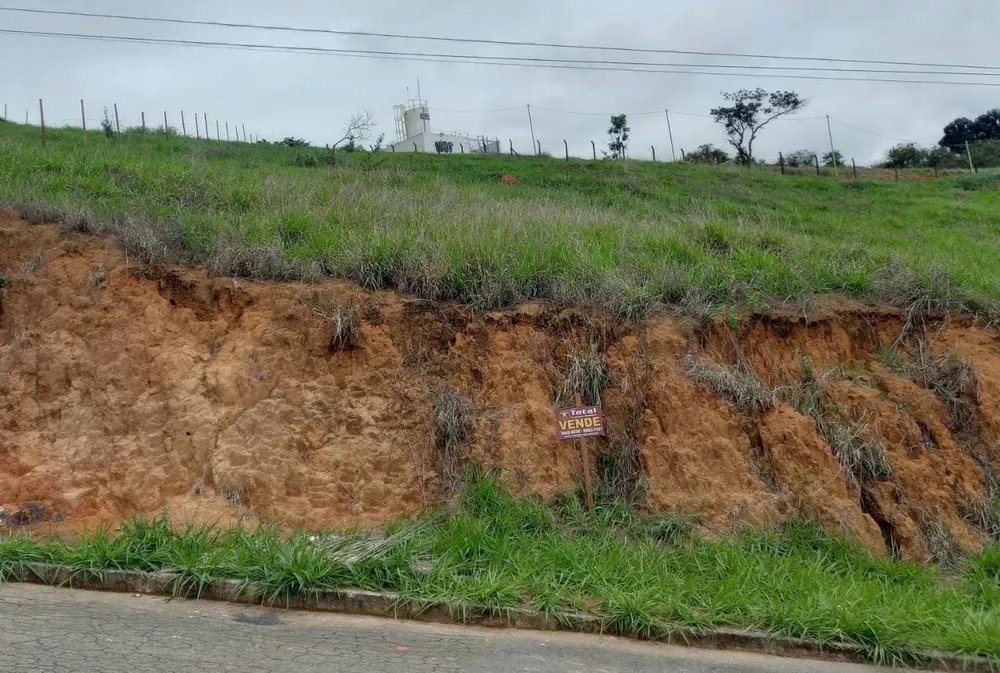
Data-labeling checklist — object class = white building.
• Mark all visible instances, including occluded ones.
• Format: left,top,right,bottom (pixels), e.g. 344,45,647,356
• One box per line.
389,99,501,155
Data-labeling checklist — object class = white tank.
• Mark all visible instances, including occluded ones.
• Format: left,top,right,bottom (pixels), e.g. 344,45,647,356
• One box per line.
403,104,430,139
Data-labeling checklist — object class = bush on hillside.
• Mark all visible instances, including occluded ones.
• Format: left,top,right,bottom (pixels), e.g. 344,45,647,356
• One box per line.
784,149,817,167
684,144,730,164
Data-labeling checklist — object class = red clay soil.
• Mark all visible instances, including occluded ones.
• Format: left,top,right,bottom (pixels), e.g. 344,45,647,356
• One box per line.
2,212,999,559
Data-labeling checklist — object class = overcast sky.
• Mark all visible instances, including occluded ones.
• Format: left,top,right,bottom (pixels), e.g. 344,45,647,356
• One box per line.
2,0,999,163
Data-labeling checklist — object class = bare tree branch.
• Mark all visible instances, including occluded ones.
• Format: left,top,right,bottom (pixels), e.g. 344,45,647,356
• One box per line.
332,110,377,149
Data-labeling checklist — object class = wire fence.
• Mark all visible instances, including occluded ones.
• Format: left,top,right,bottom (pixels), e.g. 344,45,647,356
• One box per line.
1,97,988,179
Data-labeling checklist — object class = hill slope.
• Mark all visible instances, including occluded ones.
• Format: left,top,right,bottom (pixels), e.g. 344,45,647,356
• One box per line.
1,121,998,317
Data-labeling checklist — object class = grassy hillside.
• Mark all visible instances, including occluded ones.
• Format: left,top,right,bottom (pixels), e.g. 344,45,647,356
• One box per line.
2,120,998,315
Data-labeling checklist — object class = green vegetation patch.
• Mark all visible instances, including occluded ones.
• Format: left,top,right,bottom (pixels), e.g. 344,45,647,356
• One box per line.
2,479,998,664
1,123,999,317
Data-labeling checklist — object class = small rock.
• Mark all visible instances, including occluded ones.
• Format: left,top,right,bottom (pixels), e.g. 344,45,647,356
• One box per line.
24,502,47,523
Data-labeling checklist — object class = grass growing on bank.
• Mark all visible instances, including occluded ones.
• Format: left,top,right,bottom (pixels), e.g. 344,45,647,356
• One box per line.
1,122,999,316
2,479,999,664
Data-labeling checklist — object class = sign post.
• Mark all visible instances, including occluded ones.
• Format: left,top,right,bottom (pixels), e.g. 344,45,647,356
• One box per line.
553,403,605,511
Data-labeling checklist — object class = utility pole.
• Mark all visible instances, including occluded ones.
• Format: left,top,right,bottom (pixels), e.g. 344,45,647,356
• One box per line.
826,115,839,176
526,105,536,156
664,109,676,161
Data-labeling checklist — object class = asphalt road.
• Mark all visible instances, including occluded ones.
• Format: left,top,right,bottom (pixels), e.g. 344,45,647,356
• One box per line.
1,583,889,672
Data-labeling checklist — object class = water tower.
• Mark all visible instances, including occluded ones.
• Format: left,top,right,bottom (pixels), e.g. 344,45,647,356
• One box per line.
394,98,431,142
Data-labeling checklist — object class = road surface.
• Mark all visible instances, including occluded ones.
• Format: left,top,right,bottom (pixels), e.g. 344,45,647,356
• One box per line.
1,583,889,672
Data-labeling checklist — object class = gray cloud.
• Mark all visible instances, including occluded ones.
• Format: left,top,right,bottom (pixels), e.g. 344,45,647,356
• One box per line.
2,0,998,163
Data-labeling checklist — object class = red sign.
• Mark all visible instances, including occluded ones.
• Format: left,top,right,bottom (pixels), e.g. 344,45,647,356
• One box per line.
553,406,605,441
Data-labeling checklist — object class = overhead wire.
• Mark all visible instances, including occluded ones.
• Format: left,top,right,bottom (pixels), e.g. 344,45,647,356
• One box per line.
4,28,1000,87
4,5,1000,73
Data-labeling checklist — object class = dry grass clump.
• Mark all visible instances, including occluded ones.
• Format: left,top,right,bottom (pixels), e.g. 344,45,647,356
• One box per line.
918,515,963,568
215,472,255,507
558,347,612,406
208,235,298,280
684,354,776,415
824,421,893,488
906,344,980,435
434,388,473,494
310,297,360,351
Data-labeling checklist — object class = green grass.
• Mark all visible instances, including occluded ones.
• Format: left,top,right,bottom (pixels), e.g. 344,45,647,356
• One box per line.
2,478,998,664
1,122,999,316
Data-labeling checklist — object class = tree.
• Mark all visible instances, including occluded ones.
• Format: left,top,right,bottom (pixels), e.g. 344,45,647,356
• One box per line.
684,144,730,164
940,109,1000,152
882,143,929,168
279,137,310,147
969,139,1000,168
710,89,806,165
332,110,377,150
822,150,844,167
784,150,817,167
605,114,630,159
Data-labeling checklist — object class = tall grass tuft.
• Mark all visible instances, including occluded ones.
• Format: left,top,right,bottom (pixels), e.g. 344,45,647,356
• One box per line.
434,389,473,494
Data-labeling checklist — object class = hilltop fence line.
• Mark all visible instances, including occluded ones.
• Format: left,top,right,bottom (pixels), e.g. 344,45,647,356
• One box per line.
2,98,988,180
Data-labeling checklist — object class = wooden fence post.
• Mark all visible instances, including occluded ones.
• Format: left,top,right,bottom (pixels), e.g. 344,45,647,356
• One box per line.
651,146,656,162
591,140,596,160
114,103,121,138
564,139,569,161
39,99,46,147
141,112,146,132
814,154,821,176
81,100,87,145
779,152,785,174
852,158,858,180
181,111,187,137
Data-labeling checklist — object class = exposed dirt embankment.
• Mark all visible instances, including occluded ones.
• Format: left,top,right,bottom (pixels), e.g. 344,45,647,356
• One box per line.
2,213,999,559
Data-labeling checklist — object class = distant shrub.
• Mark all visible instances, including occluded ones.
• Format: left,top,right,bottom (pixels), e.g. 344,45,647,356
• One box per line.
101,108,115,138
280,137,310,147
684,144,729,164
293,153,319,168
784,149,817,167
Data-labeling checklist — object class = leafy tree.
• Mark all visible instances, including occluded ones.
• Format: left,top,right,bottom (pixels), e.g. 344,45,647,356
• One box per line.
684,144,730,164
969,139,1000,168
710,89,806,164
925,147,958,169
606,114,630,159
882,143,929,168
940,109,1000,152
784,150,817,167
280,137,310,147
822,150,844,168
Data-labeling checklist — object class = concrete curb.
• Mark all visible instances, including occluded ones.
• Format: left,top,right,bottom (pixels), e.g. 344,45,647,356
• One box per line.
8,563,996,672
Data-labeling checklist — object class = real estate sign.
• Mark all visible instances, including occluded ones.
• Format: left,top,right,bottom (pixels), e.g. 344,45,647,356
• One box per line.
553,406,605,441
